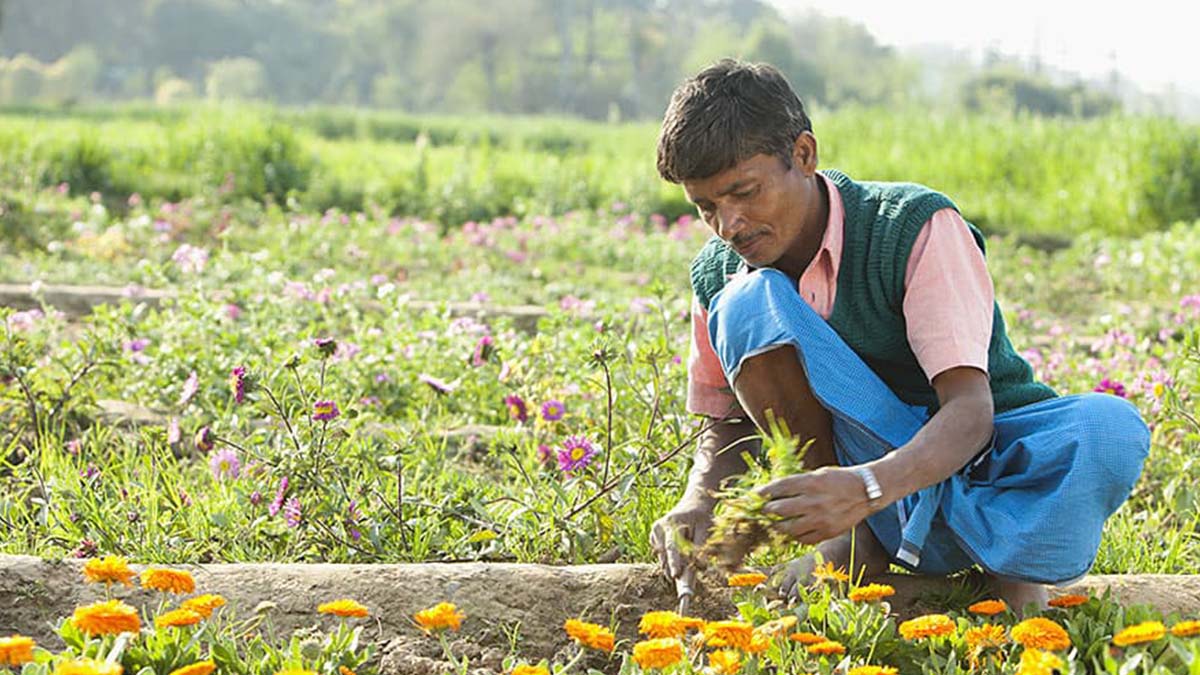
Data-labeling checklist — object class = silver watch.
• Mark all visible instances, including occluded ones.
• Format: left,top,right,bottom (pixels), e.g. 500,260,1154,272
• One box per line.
853,465,883,503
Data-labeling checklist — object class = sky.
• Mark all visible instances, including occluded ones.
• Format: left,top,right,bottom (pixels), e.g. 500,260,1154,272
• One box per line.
767,0,1200,95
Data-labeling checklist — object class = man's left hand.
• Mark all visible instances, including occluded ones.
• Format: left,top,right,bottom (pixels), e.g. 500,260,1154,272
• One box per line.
756,466,873,545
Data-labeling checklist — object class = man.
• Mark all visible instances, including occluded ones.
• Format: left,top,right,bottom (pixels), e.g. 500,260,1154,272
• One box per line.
648,59,1150,610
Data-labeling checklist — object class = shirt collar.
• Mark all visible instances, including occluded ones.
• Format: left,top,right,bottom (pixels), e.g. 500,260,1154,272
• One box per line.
814,171,845,279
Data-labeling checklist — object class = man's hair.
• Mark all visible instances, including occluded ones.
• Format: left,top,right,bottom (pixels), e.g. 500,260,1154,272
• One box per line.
656,59,812,184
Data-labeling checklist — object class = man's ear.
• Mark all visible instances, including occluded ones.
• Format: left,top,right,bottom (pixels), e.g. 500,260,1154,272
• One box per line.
791,132,819,176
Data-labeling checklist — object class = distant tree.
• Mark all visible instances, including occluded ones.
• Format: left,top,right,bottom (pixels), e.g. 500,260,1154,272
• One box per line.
962,69,1120,117
205,57,266,101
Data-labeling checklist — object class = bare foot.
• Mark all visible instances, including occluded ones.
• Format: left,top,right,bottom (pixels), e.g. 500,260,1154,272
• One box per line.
773,523,891,598
989,575,1049,616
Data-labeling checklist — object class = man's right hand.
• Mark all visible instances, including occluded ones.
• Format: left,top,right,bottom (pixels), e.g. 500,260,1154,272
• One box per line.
649,496,715,581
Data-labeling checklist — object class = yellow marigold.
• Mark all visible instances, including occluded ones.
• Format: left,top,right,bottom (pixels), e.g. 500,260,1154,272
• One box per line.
679,616,706,632
338,667,356,675
1016,648,1064,675
180,594,227,618
1011,617,1071,651
563,619,615,652
1171,620,1200,638
168,660,215,675
727,572,768,587
807,640,847,656
898,614,956,641
82,556,135,587
155,608,203,629
318,599,369,618
812,561,850,583
849,583,895,603
745,632,772,654
848,667,899,675
756,615,798,638
1047,594,1089,608
414,602,464,632
0,635,36,667
788,631,826,645
965,624,1008,650
708,649,742,675
54,658,123,675
140,568,196,595
1113,621,1167,647
639,610,687,638
968,599,1008,616
510,664,549,675
71,599,142,636
632,638,683,670
703,621,754,650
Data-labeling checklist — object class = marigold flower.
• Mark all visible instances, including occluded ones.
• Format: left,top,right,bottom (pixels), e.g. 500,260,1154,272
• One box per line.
631,638,684,670
1047,593,1089,608
679,616,706,632
82,556,136,587
154,608,203,629
703,621,754,650
140,568,196,594
1113,621,1166,647
0,635,36,667
789,631,826,645
968,599,1008,616
168,661,215,675
563,619,614,652
707,649,742,674
755,615,798,638
54,658,123,675
639,611,687,638
745,632,772,654
898,614,956,640
1171,620,1200,638
318,599,369,618
727,572,768,587
1011,617,1071,651
848,667,898,675
1016,648,1063,675
414,602,464,632
811,561,850,583
274,671,317,675
807,640,847,656
180,594,227,618
510,665,549,675
965,624,1008,649
71,599,141,636
337,667,356,675
849,583,895,603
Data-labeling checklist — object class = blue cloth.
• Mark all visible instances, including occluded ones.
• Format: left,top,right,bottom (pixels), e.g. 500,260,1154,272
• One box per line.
708,268,1150,585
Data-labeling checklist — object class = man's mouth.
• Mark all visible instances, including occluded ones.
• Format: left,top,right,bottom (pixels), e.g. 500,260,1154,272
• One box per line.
733,232,764,254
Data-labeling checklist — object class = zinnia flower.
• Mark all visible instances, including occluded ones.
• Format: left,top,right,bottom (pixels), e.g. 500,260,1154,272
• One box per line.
703,621,754,650
82,555,135,586
1047,594,1089,608
209,448,240,480
54,658,123,675
180,594,226,618
0,635,35,667
1172,620,1200,638
540,400,565,421
556,435,597,473
727,572,768,587
563,619,615,652
639,611,687,638
229,366,247,403
140,568,196,594
503,395,528,423
318,599,369,618
1016,648,1064,675
414,602,464,632
71,599,141,636
1011,617,1071,651
1093,378,1127,398
849,583,896,602
631,638,683,670
154,609,203,629
807,640,847,656
312,400,340,422
848,667,899,675
168,661,215,675
1113,621,1166,647
510,664,549,675
898,614,956,640
968,599,1008,616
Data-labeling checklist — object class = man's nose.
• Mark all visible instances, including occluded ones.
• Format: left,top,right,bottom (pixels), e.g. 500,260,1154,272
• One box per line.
717,206,746,240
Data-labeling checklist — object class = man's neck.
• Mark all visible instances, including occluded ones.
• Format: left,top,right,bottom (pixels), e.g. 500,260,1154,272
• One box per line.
775,175,831,280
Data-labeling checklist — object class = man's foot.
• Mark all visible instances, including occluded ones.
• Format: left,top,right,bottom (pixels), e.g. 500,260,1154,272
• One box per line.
989,575,1049,616
773,524,891,598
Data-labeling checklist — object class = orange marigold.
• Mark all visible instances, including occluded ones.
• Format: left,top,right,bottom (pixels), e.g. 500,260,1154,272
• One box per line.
898,614,956,640
811,561,850,583
82,556,135,587
1113,621,1166,647
1016,648,1063,675
1047,594,1089,608
631,638,683,670
807,640,847,656
318,599,369,618
71,599,141,636
154,609,203,629
745,632,772,654
510,664,549,675
848,667,899,675
639,611,686,638
414,602,464,632
139,568,195,595
679,616,706,632
968,599,1008,616
727,572,768,587
1171,620,1200,638
563,619,615,652
168,661,215,675
180,594,227,618
788,631,827,645
53,658,123,675
965,624,1008,650
703,621,754,650
1011,618,1071,651
338,667,357,675
848,583,895,603
0,635,36,667
708,649,742,675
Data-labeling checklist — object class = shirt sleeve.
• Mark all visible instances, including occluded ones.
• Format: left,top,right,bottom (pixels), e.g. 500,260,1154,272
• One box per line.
902,208,995,383
686,296,743,418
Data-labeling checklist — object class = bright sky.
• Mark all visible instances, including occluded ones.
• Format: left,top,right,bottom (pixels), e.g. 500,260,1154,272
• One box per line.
767,0,1200,95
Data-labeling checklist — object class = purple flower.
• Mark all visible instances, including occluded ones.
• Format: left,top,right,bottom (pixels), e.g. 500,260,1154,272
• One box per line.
536,443,554,467
541,400,565,422
1094,378,1127,398
556,436,597,473
314,337,337,358
209,448,240,480
504,394,528,423
229,366,247,404
124,338,151,364
471,335,495,367
171,244,209,274
269,476,290,517
312,399,341,422
166,417,181,445
80,464,100,480
178,371,199,406
194,426,214,453
283,497,302,528
418,373,457,394
249,490,263,506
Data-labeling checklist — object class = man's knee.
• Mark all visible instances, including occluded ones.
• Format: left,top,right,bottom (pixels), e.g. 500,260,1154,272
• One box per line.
1071,393,1150,492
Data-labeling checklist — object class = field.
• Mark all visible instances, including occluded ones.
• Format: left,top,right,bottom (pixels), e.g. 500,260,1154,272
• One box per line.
2,104,1200,674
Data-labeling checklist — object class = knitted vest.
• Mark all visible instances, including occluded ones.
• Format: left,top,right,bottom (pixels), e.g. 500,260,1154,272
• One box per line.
689,169,1057,415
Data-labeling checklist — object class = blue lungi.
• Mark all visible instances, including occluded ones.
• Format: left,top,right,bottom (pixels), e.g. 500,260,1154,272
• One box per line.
708,268,1150,585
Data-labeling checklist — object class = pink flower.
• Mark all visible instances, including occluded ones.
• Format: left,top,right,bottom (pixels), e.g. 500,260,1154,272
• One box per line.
312,400,341,422
194,426,214,452
269,477,290,517
171,244,209,274
283,497,302,528
210,448,240,480
1094,378,1127,398
229,366,247,404
504,394,528,423
471,335,495,367
178,371,199,406
556,435,597,473
224,304,242,320
541,400,565,422
536,444,554,467
419,373,457,394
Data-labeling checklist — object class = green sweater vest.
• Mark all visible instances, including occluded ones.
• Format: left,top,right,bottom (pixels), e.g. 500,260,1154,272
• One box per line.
689,169,1057,415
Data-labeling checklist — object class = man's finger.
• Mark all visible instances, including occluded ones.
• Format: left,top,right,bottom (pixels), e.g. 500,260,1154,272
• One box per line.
761,495,809,520
756,473,809,500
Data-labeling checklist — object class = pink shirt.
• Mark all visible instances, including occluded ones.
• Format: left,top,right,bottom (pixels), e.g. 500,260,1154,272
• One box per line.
687,172,995,419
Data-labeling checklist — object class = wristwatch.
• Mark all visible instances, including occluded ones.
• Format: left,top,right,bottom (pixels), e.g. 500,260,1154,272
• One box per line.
853,465,884,507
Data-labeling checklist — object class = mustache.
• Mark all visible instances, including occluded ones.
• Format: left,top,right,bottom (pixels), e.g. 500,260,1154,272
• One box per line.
732,230,766,247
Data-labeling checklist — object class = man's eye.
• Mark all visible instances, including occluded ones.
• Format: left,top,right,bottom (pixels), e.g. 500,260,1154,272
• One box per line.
734,189,756,199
